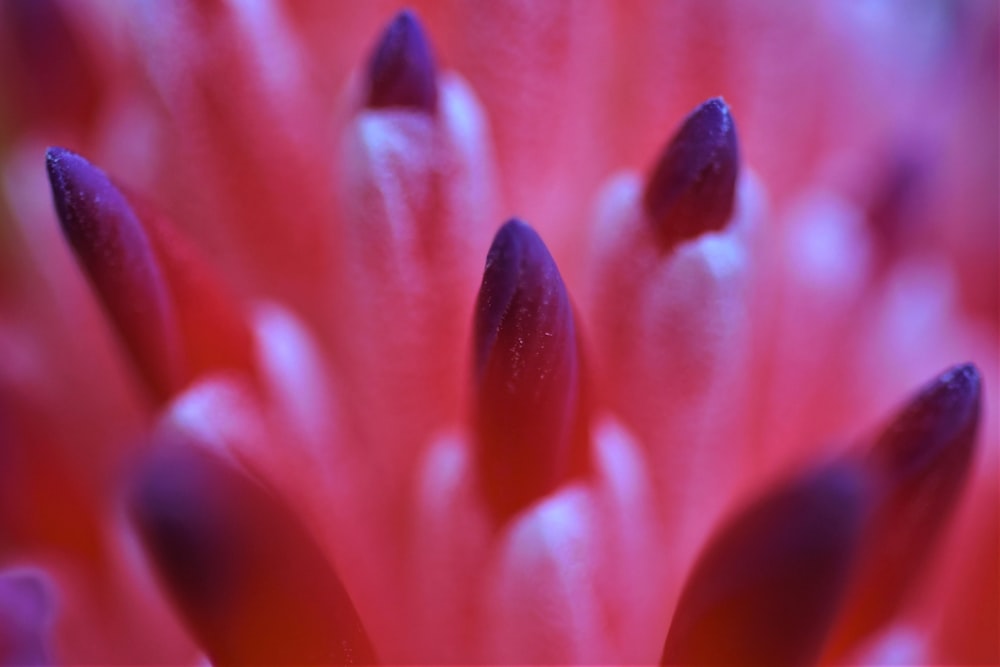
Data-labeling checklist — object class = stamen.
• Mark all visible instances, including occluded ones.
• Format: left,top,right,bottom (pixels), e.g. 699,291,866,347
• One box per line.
643,98,739,250
472,219,586,523
45,147,184,401
365,10,438,114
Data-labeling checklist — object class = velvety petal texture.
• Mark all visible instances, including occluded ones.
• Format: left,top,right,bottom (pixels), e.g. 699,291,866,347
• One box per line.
0,2,995,665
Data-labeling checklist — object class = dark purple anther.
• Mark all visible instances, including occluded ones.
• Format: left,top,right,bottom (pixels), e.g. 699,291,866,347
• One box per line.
45,147,183,401
643,97,739,250
869,363,980,486
472,219,586,524
365,10,438,114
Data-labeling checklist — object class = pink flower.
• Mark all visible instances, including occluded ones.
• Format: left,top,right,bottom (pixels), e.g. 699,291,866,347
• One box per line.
0,2,996,665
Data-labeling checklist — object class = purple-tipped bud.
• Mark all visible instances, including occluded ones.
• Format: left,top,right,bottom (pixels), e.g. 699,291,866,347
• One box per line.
45,147,183,401
661,463,871,667
365,10,437,114
472,219,586,523
827,364,982,655
0,569,53,666
130,434,377,665
870,363,980,487
643,97,739,249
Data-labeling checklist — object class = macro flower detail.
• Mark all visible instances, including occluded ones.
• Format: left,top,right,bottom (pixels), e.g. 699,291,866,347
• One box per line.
662,363,982,667
642,97,739,249
365,10,438,114
131,430,376,666
473,218,588,524
0,2,996,666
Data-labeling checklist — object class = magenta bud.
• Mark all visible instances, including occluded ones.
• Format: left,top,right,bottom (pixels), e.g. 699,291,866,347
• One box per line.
643,97,739,249
45,147,183,401
869,363,980,488
130,433,377,665
365,9,438,114
661,463,870,667
472,219,586,524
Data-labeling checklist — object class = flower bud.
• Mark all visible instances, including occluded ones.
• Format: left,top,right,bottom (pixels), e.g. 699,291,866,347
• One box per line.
643,97,739,250
45,148,254,403
472,219,587,523
365,10,437,113
46,147,184,401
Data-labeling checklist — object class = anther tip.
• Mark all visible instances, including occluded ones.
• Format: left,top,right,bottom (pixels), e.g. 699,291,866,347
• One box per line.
643,97,740,249
44,145,79,195
365,9,438,114
872,362,982,482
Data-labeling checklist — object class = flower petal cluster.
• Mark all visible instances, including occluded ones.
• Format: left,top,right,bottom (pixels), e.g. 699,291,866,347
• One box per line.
0,2,996,665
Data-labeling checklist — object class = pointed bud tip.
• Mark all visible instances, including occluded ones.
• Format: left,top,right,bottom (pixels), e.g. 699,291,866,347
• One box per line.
44,145,70,172
44,145,122,243
45,146,116,244
45,146,91,220
643,97,739,249
473,218,550,376
473,219,584,523
43,146,183,401
365,9,438,114
872,362,981,482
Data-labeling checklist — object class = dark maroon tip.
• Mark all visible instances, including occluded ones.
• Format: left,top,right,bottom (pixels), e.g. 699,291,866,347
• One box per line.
472,219,586,524
130,433,377,665
365,9,438,114
870,363,981,486
661,463,871,667
826,364,982,655
0,569,54,666
643,97,739,250
45,147,183,401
